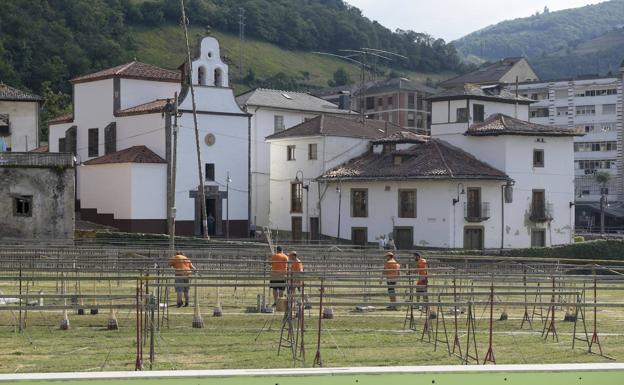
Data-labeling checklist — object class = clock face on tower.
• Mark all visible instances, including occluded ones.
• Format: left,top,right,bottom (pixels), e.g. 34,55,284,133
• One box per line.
205,133,216,146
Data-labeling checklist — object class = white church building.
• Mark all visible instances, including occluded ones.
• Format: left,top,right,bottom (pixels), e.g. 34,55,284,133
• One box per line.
49,36,250,236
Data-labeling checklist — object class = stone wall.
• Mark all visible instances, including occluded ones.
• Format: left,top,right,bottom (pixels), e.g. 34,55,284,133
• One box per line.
0,165,75,242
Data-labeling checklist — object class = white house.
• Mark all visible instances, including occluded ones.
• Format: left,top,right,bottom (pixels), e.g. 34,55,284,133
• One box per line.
428,84,579,248
265,115,405,240
0,83,42,152
317,134,510,249
236,88,351,228
49,36,250,236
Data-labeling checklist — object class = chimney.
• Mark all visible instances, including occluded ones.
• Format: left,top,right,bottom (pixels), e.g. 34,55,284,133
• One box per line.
338,91,351,110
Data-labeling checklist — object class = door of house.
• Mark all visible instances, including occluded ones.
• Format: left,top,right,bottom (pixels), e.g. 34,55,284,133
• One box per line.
291,217,302,241
206,198,217,236
351,227,368,246
394,227,413,250
531,229,546,247
309,217,320,241
464,227,484,250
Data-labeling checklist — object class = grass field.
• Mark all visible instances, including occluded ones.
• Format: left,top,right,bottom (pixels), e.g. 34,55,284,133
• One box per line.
0,279,622,373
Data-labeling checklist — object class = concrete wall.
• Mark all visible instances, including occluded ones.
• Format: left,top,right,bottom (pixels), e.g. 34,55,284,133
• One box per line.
0,100,39,151
0,165,74,241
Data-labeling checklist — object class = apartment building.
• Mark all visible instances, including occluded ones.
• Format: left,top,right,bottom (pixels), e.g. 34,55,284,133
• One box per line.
315,77,437,134
515,76,623,210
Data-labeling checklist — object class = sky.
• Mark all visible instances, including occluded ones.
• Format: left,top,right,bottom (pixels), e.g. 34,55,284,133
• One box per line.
346,0,604,42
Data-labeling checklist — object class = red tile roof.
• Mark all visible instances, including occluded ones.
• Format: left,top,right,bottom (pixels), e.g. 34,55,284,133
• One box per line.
83,145,166,165
115,99,170,117
47,112,74,125
466,113,581,137
265,115,404,141
0,83,43,102
71,61,181,84
319,138,508,182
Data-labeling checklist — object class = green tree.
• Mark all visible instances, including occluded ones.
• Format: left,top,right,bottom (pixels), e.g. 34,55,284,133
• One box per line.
40,81,71,142
328,68,351,87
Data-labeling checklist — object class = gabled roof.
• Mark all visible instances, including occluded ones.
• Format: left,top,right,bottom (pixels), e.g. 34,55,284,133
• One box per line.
439,57,531,88
319,138,508,181
83,145,166,165
265,115,404,141
466,113,581,137
0,83,43,102
71,61,181,84
116,99,170,117
48,112,74,125
428,83,533,104
236,88,352,114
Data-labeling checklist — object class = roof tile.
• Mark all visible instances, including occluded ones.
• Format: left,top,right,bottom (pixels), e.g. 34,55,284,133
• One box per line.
83,145,166,165
0,83,43,102
71,61,181,84
466,113,581,137
319,138,508,181
266,115,405,141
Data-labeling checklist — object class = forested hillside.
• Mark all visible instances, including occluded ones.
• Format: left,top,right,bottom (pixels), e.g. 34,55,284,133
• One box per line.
454,0,624,79
0,0,465,97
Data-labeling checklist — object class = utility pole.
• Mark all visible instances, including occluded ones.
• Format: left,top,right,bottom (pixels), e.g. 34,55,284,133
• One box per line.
180,0,209,239
226,171,231,240
169,93,179,251
238,7,246,81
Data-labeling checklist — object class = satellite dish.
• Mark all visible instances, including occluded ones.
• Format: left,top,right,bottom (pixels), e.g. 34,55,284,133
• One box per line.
204,133,216,146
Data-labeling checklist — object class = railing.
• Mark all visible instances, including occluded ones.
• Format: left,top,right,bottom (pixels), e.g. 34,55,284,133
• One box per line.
464,201,490,222
530,202,553,222
0,152,74,167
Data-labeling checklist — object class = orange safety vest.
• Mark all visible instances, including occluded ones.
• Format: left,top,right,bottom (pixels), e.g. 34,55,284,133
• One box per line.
169,254,193,276
271,252,289,277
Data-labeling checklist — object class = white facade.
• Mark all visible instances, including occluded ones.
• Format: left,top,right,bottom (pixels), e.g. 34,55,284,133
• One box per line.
515,77,623,204
79,162,166,220
430,97,575,248
0,99,39,152
319,179,506,248
175,37,250,236
268,135,370,235
241,92,352,228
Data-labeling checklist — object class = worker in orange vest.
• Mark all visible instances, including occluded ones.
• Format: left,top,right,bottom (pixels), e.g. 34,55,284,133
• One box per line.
412,252,429,309
381,251,400,310
169,252,196,307
270,246,289,306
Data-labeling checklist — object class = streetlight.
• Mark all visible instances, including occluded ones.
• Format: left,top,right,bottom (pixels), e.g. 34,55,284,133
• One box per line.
226,171,231,240
452,183,465,206
295,170,309,242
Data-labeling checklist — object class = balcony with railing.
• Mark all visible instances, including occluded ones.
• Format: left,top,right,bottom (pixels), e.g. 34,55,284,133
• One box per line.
464,201,490,222
530,202,554,222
